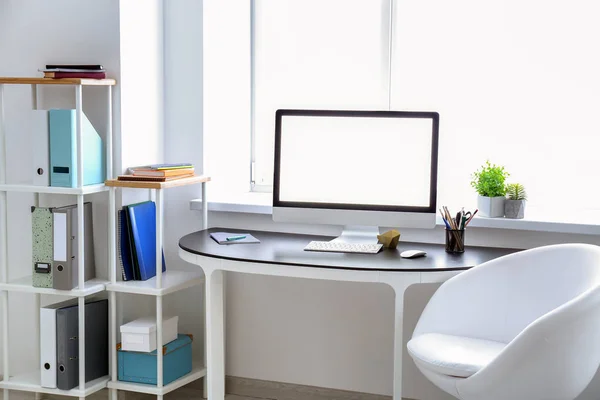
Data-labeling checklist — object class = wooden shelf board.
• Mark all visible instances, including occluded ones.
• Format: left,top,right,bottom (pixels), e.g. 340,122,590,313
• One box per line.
0,371,109,396
105,175,211,189
106,270,205,296
0,77,116,86
0,276,107,297
107,365,206,395
0,183,107,195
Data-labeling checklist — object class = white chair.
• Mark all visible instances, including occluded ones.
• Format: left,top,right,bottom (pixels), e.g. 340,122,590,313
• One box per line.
407,243,600,400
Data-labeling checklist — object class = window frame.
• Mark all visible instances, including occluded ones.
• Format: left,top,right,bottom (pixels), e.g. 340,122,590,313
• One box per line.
249,0,395,193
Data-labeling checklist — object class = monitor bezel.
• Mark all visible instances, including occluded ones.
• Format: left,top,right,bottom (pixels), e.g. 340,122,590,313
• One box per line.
273,109,439,213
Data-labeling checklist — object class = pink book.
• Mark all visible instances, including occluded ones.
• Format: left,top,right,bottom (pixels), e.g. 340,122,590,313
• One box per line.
45,72,106,79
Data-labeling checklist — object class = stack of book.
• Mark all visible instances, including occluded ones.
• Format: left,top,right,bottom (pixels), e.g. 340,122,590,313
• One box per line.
40,64,106,79
118,163,195,182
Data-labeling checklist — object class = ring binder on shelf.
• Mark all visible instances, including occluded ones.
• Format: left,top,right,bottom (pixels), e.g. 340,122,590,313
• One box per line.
32,203,95,289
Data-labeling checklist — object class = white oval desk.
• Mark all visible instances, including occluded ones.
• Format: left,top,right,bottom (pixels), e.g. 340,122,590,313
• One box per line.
179,228,517,400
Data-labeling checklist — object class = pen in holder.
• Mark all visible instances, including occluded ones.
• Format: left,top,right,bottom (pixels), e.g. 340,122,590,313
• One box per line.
440,206,476,254
445,229,465,254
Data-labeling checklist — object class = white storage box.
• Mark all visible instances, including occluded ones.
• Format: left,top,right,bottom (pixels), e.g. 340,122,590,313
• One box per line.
120,316,178,352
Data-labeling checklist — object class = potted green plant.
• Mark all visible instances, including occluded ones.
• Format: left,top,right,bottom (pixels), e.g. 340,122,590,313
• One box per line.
470,161,509,217
504,183,527,219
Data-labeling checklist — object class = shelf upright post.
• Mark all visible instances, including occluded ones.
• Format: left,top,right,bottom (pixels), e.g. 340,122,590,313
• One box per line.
156,294,164,393
155,188,164,393
156,189,163,290
0,83,9,400
202,181,208,230
78,295,86,399
109,186,118,400
34,192,41,400
31,84,38,110
106,84,117,400
77,194,86,395
75,84,84,191
75,84,84,292
106,86,113,180
75,85,87,394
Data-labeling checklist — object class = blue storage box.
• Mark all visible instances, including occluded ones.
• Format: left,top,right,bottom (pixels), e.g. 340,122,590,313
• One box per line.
118,334,192,385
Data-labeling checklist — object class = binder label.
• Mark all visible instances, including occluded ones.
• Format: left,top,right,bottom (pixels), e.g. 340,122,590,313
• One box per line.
53,213,67,262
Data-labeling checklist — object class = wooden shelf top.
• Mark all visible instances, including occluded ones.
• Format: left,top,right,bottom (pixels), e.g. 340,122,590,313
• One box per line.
0,77,116,86
105,175,211,189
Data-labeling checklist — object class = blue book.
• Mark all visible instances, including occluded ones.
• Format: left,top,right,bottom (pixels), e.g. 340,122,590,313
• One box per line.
126,201,166,281
118,210,134,281
49,109,105,188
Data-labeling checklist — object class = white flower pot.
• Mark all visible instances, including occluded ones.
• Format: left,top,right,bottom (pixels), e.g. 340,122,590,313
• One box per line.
504,200,526,219
478,195,505,218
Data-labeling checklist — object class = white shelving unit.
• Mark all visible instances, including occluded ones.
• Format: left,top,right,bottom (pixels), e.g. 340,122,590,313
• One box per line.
0,77,116,399
104,174,210,400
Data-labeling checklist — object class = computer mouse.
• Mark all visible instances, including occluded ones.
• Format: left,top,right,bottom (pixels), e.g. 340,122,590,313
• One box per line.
400,250,427,259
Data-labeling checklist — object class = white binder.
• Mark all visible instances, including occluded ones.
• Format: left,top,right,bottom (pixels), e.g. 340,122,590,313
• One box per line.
40,298,77,388
32,110,49,186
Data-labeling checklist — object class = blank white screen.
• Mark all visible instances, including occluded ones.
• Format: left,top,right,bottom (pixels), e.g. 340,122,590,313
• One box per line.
278,115,434,208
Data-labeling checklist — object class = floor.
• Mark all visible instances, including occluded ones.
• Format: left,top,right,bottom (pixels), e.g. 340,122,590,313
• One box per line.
0,377,389,400
0,389,261,400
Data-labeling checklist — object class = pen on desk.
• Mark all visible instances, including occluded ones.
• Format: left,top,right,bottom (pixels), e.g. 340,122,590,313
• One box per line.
226,235,247,241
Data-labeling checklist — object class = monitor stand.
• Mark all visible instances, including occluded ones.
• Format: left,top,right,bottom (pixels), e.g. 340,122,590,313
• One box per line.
330,225,380,245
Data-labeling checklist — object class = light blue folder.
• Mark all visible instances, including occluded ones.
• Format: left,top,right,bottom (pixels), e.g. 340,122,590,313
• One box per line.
49,109,105,188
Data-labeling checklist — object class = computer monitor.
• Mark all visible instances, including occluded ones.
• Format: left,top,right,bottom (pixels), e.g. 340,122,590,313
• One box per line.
272,109,439,243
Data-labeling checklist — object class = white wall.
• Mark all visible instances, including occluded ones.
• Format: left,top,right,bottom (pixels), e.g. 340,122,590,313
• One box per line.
119,0,164,178
116,0,167,340
162,0,206,359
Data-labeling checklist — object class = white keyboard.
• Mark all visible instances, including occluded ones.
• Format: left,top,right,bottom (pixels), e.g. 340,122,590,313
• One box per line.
304,241,383,254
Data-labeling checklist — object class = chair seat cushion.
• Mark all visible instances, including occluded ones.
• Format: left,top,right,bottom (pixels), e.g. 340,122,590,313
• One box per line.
407,333,507,378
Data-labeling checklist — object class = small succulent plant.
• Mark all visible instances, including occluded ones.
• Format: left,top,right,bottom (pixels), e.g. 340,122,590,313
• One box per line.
506,183,527,201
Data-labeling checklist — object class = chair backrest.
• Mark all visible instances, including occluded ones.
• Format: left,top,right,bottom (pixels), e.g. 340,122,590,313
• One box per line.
499,243,600,342
413,243,600,344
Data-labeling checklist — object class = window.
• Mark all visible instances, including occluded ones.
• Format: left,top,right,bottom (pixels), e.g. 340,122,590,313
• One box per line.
391,0,600,211
253,0,390,189
204,0,600,213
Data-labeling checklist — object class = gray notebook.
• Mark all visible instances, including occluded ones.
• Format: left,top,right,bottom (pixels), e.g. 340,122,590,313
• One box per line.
210,232,260,245
56,299,108,390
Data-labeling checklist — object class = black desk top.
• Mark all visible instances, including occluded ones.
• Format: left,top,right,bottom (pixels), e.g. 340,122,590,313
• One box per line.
179,228,519,272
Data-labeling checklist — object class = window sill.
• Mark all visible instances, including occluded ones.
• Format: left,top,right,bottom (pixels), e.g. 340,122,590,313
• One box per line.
190,193,600,236
190,191,273,214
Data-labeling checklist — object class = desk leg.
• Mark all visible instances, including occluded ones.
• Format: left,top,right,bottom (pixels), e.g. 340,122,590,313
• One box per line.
206,269,225,400
388,275,420,400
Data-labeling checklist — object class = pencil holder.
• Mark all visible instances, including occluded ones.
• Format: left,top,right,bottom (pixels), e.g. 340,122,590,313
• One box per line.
445,229,465,254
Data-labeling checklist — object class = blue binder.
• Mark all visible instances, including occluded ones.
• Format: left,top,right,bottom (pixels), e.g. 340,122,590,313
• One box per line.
126,201,166,281
49,109,105,188
118,210,134,281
